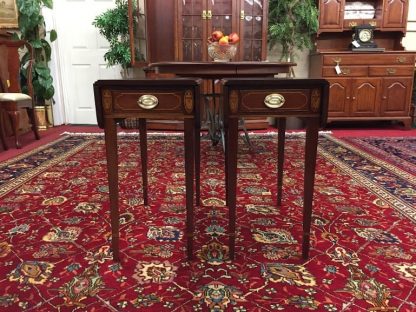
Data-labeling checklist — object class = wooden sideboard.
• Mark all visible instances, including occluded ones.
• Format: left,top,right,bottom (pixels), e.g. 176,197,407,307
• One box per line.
310,0,415,128
310,51,415,128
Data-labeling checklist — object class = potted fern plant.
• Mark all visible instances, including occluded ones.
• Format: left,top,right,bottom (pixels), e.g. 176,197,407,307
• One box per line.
268,0,318,76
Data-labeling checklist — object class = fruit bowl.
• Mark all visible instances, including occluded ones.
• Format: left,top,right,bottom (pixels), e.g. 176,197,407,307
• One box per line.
208,42,238,62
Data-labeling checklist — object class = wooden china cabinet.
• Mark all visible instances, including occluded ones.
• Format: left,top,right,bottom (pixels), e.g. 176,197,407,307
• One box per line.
128,0,270,129
309,0,415,128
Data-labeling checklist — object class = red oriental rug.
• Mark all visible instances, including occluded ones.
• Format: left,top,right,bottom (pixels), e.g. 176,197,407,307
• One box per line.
0,132,415,312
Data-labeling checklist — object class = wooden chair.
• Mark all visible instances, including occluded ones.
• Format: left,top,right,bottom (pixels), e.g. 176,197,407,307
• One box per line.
222,78,329,261
0,39,40,149
94,78,201,261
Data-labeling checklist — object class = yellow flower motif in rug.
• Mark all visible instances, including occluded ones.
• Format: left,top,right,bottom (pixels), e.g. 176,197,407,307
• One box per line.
261,263,316,286
8,261,54,284
253,229,297,244
392,263,416,282
133,261,178,284
42,227,82,242
41,196,68,206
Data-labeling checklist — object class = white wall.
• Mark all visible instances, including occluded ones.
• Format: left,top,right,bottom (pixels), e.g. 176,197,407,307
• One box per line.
402,0,416,50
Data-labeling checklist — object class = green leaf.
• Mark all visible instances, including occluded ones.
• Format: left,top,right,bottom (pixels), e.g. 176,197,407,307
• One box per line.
49,29,57,42
42,0,53,9
42,39,52,61
31,39,43,48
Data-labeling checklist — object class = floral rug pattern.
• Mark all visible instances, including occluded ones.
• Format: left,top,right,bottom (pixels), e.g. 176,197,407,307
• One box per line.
0,133,415,311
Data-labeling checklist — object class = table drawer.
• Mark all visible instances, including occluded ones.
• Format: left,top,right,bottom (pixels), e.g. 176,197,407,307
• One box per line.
112,91,184,113
368,66,414,77
322,66,368,77
322,54,415,66
238,89,311,113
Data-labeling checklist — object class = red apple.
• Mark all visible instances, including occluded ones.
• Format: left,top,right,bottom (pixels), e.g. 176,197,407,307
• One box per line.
211,30,224,41
228,32,239,44
219,36,229,45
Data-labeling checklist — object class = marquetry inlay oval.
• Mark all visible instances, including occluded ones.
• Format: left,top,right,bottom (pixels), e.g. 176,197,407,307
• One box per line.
184,90,194,114
102,89,112,113
229,90,239,113
311,89,321,112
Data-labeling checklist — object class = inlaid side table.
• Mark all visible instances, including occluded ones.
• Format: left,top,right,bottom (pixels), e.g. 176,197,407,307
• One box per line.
94,78,201,261
222,78,329,260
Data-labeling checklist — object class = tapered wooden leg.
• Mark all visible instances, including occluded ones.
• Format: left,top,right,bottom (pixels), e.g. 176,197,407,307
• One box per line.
184,118,195,260
302,118,319,260
139,118,148,206
104,118,120,261
7,110,21,149
0,110,8,150
277,117,286,207
195,113,201,206
27,107,40,140
226,117,239,260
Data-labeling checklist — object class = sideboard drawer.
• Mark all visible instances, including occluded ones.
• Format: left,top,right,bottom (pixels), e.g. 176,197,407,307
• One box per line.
369,66,414,77
322,66,368,77
238,89,311,113
323,54,415,66
112,91,184,113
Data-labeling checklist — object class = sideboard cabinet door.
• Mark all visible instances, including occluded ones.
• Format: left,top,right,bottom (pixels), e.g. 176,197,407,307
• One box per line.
382,0,408,29
318,0,344,32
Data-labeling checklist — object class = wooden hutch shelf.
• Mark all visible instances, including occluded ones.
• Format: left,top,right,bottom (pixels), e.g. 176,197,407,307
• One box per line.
310,0,415,128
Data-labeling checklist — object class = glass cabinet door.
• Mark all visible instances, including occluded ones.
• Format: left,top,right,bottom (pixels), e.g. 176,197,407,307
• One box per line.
178,0,206,61
207,0,237,38
239,0,268,61
178,0,239,61
129,0,148,65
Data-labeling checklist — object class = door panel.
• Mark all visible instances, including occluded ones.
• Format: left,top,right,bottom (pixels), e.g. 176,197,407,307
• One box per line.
328,78,350,116
239,0,267,61
351,78,380,116
55,0,122,125
381,78,412,115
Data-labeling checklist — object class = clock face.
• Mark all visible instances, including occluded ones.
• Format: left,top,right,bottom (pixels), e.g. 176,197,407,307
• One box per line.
358,29,372,42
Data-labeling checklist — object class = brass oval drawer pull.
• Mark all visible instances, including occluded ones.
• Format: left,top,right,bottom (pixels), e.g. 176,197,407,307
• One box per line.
264,93,285,109
341,68,351,75
137,94,159,109
396,57,405,63
386,68,396,75
349,21,357,27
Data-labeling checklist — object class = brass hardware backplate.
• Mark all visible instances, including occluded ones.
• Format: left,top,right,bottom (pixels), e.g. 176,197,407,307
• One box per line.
138,94,159,110
264,94,285,109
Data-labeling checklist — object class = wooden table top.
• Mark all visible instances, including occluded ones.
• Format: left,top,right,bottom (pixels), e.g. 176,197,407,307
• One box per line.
145,61,296,78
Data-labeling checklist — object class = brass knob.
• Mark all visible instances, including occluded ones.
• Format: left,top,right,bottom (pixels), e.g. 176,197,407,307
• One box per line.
264,94,285,109
137,95,159,109
386,68,396,75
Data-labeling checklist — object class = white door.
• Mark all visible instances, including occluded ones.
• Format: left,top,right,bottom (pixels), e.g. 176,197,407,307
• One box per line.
53,0,122,125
